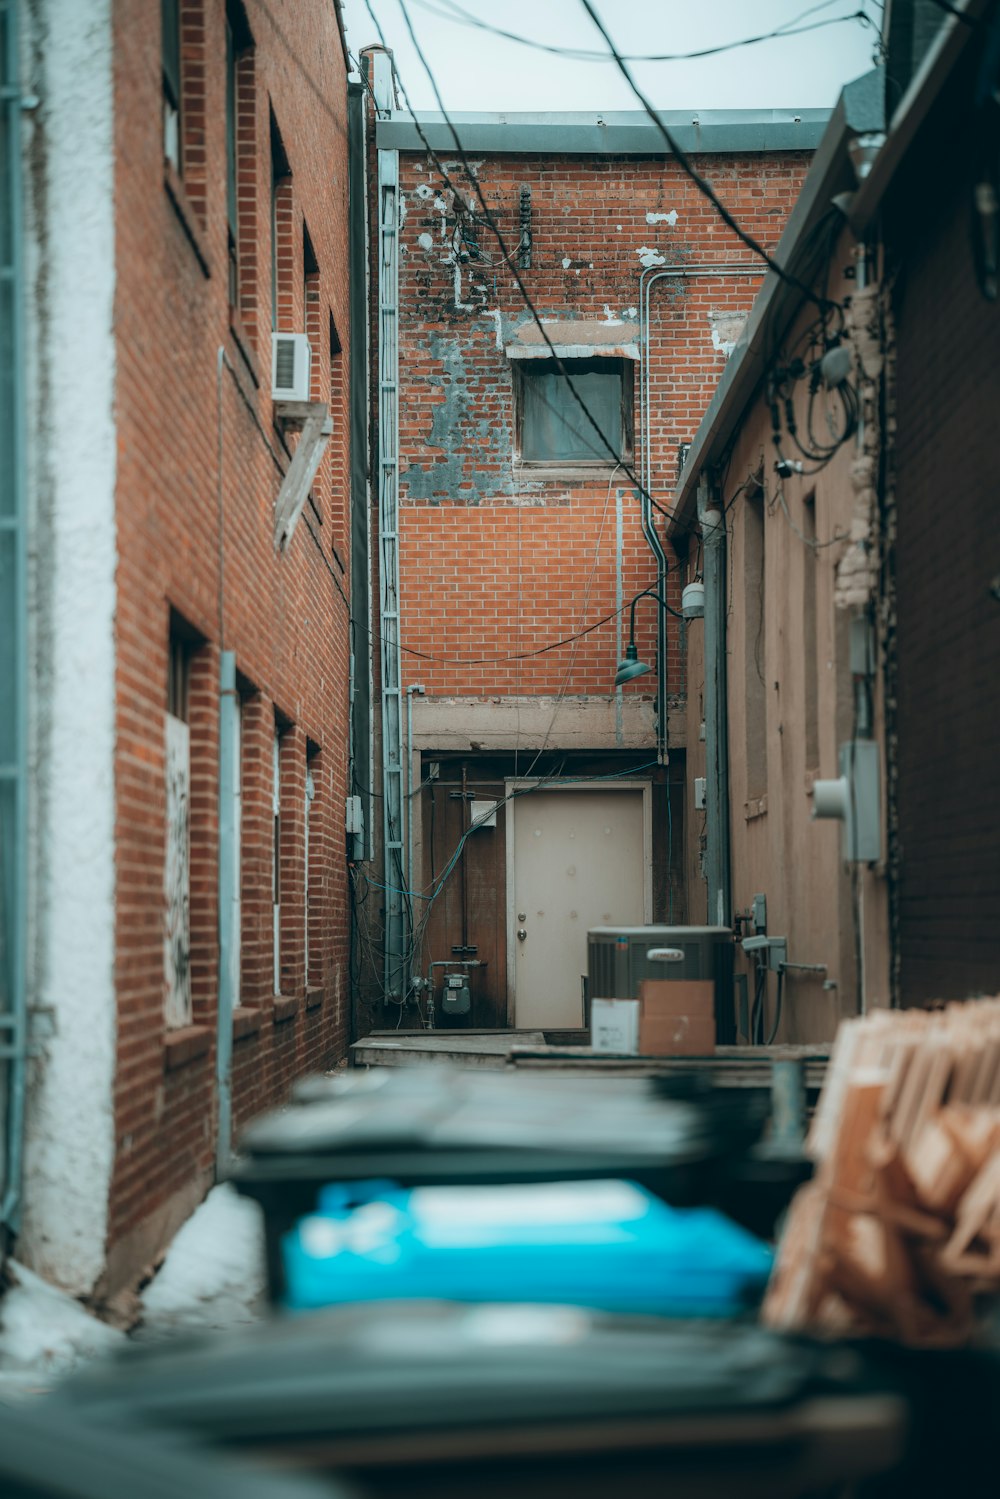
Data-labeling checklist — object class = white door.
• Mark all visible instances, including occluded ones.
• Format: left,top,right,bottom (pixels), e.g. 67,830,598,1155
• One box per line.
510,787,647,1029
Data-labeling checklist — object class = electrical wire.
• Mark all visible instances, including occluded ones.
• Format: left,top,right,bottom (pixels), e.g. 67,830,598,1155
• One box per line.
412,0,875,65
365,0,696,534
577,0,839,315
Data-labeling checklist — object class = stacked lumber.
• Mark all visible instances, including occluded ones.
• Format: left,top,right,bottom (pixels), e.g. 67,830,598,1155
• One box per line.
763,998,1000,1346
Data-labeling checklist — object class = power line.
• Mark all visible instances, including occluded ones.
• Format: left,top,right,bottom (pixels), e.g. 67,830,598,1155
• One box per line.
411,0,874,66
578,0,838,316
365,0,700,534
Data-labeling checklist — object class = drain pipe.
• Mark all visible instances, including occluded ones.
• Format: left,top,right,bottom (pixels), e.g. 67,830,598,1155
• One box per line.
700,485,732,935
216,649,238,1175
636,261,762,764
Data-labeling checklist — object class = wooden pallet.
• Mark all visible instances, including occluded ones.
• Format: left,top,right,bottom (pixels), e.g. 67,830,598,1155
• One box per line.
763,999,1000,1345
507,1044,828,1094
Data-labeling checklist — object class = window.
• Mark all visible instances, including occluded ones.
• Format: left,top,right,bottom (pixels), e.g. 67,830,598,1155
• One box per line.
303,222,320,396
165,629,192,1028
225,1,253,311
161,0,182,170
515,358,632,467
305,744,319,988
270,112,291,330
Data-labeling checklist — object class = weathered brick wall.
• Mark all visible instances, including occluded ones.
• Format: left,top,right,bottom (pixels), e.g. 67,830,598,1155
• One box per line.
109,0,351,1274
393,150,810,705
886,45,1000,1007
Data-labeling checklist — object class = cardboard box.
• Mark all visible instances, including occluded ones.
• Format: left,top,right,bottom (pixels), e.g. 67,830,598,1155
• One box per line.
590,998,640,1054
638,980,715,1056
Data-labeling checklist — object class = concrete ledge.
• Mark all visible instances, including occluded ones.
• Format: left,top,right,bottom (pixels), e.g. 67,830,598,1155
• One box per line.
412,694,685,751
305,988,325,1011
232,1006,262,1041
163,1025,212,1072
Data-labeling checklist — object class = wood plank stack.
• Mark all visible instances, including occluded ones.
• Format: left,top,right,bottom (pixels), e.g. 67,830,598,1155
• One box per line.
763,998,1000,1346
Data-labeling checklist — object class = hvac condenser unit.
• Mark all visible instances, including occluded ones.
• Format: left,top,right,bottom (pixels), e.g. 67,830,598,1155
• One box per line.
587,925,735,1044
271,332,312,402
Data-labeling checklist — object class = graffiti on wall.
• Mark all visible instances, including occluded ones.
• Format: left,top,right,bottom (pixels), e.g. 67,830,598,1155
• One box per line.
164,712,191,1029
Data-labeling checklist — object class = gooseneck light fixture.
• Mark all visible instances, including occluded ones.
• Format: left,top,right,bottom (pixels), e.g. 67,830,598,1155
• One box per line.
615,586,683,687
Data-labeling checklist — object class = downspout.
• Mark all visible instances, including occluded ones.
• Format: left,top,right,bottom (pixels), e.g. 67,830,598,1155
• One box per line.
216,650,237,1174
700,485,732,938
215,344,236,1174
0,0,28,1239
636,261,762,764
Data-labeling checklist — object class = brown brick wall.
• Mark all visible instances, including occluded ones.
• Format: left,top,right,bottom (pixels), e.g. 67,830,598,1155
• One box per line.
110,0,352,1258
392,149,811,703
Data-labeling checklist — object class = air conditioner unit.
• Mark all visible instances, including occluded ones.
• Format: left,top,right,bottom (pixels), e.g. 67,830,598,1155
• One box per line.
271,332,311,402
587,925,735,1043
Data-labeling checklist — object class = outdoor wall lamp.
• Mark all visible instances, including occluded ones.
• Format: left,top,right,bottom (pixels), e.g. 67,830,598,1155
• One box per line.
615,586,676,686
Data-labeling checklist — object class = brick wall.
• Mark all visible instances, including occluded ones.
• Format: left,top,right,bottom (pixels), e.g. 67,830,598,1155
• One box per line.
392,149,810,704
109,0,352,1275
886,45,1000,1006
361,125,810,1021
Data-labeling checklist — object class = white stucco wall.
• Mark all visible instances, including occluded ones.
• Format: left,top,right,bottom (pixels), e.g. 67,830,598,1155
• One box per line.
20,0,118,1295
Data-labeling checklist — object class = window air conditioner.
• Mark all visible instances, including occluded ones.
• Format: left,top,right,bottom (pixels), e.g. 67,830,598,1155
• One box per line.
271,332,311,402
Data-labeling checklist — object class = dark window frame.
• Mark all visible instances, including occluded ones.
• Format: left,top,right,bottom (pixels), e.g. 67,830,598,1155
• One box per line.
225,0,253,311
513,356,634,471
161,0,182,170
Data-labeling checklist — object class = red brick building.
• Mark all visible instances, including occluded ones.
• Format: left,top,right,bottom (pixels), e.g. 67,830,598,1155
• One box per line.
18,0,355,1303
362,53,825,1033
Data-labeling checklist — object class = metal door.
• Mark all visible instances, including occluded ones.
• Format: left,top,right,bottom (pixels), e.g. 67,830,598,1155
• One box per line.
509,786,647,1029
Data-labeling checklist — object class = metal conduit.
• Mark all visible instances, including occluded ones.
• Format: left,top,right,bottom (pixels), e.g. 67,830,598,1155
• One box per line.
635,262,763,765
0,0,28,1239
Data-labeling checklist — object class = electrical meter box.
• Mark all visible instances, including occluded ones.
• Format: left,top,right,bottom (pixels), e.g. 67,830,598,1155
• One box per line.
587,926,735,1044
440,973,471,1017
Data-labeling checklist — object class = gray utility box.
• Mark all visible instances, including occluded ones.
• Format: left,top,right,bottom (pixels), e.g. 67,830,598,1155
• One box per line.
587,926,736,1045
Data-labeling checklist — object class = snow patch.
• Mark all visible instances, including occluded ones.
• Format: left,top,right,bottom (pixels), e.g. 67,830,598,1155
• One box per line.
0,1262,124,1384
646,209,679,226
138,1183,266,1338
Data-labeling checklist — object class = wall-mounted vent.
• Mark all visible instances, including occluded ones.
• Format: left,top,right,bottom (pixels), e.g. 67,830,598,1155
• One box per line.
271,332,311,402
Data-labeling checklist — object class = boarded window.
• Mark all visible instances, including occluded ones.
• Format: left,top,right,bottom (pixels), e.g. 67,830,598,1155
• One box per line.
516,358,631,465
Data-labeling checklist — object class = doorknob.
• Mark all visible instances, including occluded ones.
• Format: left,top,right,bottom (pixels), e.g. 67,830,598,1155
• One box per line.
517,928,527,942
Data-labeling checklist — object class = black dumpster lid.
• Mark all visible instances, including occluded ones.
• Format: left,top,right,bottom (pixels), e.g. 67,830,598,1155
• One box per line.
236,1066,765,1169
58,1303,832,1446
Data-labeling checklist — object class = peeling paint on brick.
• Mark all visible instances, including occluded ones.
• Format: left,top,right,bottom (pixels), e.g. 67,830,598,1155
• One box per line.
708,309,748,358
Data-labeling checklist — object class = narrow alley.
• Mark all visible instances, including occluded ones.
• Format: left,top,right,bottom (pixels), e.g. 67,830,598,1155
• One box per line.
1,0,999,1494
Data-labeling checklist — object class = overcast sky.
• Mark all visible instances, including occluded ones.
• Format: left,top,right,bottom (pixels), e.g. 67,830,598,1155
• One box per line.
340,0,883,114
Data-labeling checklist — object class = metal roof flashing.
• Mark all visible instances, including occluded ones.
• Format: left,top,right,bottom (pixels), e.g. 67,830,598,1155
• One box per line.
377,108,830,156
668,70,887,537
